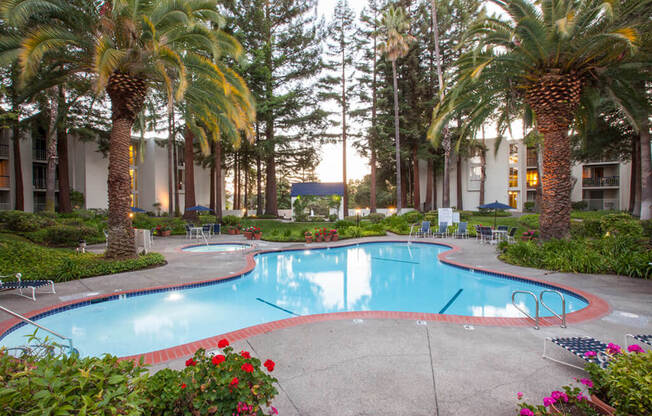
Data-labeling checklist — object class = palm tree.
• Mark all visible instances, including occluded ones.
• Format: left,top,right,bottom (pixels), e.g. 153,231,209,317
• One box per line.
378,5,414,212
428,0,650,239
6,0,248,258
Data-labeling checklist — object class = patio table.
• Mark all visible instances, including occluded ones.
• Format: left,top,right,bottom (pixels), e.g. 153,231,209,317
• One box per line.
189,227,206,239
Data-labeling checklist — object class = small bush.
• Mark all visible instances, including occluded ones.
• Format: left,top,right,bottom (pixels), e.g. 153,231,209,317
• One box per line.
309,216,325,222
221,215,240,226
328,214,338,222
571,200,588,210
257,214,278,219
31,224,102,247
334,220,355,228
519,214,540,230
364,213,385,223
424,212,437,223
523,201,535,212
458,210,473,220
401,211,423,224
600,213,642,238
343,215,359,222
0,210,54,232
570,219,602,239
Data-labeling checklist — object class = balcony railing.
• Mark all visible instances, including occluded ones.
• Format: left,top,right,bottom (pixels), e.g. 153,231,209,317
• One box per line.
583,199,619,211
582,176,619,187
526,157,538,167
33,148,47,161
0,202,10,211
34,202,46,212
33,178,58,190
0,143,9,158
0,175,9,188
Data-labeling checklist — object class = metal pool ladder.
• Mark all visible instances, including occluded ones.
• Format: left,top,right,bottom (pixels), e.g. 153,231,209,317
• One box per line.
511,289,567,330
0,305,76,355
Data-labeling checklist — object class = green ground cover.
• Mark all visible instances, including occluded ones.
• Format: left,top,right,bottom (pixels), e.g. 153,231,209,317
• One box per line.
0,233,166,282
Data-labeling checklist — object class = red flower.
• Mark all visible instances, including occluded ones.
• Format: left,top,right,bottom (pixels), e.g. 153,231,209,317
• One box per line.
241,363,254,373
185,358,196,367
212,354,226,366
230,377,239,387
240,351,251,359
180,383,187,389
217,339,229,348
264,359,275,372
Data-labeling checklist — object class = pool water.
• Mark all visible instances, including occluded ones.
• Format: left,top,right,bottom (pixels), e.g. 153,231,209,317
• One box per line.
183,243,250,252
0,243,588,357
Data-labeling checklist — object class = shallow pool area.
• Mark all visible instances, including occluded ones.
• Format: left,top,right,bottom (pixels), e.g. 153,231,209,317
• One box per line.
0,242,589,357
182,243,250,252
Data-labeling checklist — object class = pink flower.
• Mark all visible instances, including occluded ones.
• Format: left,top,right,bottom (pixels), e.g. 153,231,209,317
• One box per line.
627,344,644,353
180,383,187,389
551,391,562,400
240,351,251,359
271,407,278,415
185,358,196,367
517,392,523,400
577,393,586,401
543,396,556,407
264,359,275,372
241,363,254,373
520,409,534,416
579,378,593,388
606,343,622,355
212,354,226,366
584,350,597,358
560,392,568,403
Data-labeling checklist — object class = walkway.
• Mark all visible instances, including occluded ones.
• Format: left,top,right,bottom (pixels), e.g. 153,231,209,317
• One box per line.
1,235,651,415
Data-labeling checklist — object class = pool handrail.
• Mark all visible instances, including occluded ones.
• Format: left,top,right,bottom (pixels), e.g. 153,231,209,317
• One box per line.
511,290,539,329
539,289,567,328
0,305,75,354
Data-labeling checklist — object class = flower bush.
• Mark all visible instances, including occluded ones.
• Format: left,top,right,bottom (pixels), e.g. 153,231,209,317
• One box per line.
144,339,278,415
244,226,261,234
516,381,599,415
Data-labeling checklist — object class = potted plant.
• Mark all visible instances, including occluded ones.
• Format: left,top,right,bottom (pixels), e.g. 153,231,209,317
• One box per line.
253,226,262,240
304,231,312,243
323,227,331,242
235,224,242,235
330,229,339,242
155,224,171,237
243,227,254,240
225,226,236,235
314,228,322,242
517,382,605,415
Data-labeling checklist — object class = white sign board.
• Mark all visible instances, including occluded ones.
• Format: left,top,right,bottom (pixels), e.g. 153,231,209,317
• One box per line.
438,208,453,225
452,212,460,224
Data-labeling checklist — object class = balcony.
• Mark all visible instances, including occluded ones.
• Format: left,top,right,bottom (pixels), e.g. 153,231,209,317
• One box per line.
582,176,619,188
583,199,619,211
33,148,47,161
33,178,59,190
0,201,10,211
0,175,9,188
0,143,8,158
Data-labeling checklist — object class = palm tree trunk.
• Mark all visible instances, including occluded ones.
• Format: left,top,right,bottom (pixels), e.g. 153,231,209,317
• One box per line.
412,146,420,210
45,88,58,213
167,112,174,217
633,134,642,216
210,141,216,213
106,117,137,259
479,127,486,206
182,126,196,221
431,0,449,208
456,152,462,209
215,139,223,220
392,60,402,211
539,129,572,239
173,128,180,216
629,134,638,212
12,125,24,210
56,123,72,212
639,118,651,220
256,123,263,215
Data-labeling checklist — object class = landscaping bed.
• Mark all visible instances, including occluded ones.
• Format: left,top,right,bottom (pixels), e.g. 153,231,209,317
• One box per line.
0,233,166,282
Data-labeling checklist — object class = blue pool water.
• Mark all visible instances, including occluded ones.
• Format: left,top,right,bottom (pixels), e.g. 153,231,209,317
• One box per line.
183,243,250,252
0,243,588,357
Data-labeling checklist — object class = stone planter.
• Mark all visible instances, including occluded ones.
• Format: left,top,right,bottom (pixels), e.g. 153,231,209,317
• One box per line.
590,395,616,415
305,236,312,243
331,234,339,241
254,233,262,240
324,235,331,242
228,229,236,235
315,235,323,242
244,231,253,240
158,230,171,237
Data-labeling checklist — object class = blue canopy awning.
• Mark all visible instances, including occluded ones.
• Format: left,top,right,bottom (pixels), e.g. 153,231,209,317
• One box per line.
290,182,344,197
478,201,513,210
186,205,212,212
131,207,146,213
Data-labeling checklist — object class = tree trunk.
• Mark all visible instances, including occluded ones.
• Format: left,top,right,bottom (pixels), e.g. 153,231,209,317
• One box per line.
182,126,197,221
536,143,544,212
210,141,216,213
244,152,249,213
106,117,137,259
412,146,420,210
341,44,349,213
12,125,24,210
392,60,402,211
265,149,277,216
633,134,642,216
401,165,408,208
629,134,638,212
173,131,180,216
639,118,651,220
167,112,174,217
479,127,486,206
56,123,72,212
215,139,223,220
45,88,58,213
256,123,263,215
432,164,437,209
369,16,378,213
456,152,462,209
425,159,433,211
539,129,572,239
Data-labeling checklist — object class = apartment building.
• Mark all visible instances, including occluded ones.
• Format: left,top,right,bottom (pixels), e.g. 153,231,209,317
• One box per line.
418,137,631,212
0,128,224,213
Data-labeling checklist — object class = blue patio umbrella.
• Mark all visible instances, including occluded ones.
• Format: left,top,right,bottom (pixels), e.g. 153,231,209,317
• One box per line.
478,200,514,228
185,205,212,212
131,207,146,213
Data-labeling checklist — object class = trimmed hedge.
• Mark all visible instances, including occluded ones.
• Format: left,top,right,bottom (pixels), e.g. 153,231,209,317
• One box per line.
0,233,166,282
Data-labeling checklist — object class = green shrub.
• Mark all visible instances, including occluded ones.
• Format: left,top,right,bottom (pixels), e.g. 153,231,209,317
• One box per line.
334,220,355,228
0,347,149,414
343,215,359,222
519,214,540,230
328,214,338,222
53,253,166,282
309,216,325,222
401,211,423,224
257,214,278,219
458,210,473,220
570,219,603,238
523,201,535,212
221,215,240,226
144,344,278,416
424,212,437,223
364,213,385,223
586,350,652,416
641,219,652,241
600,213,642,238
0,210,54,232
197,214,217,225
571,200,588,210
31,224,102,247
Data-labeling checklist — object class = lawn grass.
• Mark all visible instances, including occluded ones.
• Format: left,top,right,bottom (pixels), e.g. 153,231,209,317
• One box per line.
242,220,387,242
0,233,166,282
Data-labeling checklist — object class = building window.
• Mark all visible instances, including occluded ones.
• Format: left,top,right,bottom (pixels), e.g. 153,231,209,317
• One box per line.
129,145,138,207
526,169,538,188
526,147,537,167
468,151,482,191
509,143,519,165
508,191,518,209
177,168,184,191
509,167,518,188
0,160,9,188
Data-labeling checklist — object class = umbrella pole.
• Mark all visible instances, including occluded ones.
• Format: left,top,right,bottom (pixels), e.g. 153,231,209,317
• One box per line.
494,209,497,229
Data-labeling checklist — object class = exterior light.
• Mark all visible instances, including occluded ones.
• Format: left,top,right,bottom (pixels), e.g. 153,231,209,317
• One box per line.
129,212,134,219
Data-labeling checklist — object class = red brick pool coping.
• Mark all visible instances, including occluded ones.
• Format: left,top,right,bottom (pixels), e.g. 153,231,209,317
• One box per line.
0,240,610,365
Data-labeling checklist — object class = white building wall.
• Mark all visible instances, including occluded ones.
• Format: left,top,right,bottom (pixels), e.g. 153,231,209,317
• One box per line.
84,141,109,210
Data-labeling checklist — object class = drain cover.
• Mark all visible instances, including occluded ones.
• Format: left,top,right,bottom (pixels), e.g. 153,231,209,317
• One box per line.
353,319,364,324
463,324,475,331
416,320,427,326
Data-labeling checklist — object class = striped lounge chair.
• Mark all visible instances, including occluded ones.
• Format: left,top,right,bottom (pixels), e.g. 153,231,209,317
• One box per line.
625,334,651,350
543,336,610,370
0,273,56,301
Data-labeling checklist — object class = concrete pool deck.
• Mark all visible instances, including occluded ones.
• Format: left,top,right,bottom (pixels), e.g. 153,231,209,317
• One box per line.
1,235,651,415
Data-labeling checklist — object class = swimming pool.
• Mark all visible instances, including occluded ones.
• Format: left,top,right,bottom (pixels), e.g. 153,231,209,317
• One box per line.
0,242,589,357
182,243,250,253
